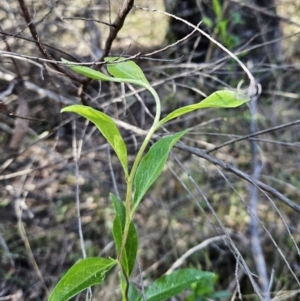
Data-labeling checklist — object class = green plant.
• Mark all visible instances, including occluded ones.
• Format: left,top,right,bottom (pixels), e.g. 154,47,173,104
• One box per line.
48,57,249,301
203,0,240,49
186,276,231,301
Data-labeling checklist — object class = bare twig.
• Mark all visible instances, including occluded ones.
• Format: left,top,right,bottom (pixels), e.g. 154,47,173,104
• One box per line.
101,0,134,61
176,143,300,214
1,28,22,79
207,120,300,153
72,119,92,301
215,166,300,288
0,30,80,61
80,0,135,103
133,5,258,97
18,0,82,82
248,93,270,299
0,49,143,68
144,21,202,57
171,152,264,300
72,119,87,259
107,146,120,199
166,236,226,274
63,17,114,28
235,254,242,299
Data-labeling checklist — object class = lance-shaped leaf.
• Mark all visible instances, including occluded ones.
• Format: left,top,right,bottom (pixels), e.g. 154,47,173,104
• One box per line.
213,0,222,20
133,130,188,212
105,57,150,85
61,58,112,81
128,282,140,301
111,194,138,276
48,257,117,301
62,105,128,178
136,269,215,301
158,90,249,127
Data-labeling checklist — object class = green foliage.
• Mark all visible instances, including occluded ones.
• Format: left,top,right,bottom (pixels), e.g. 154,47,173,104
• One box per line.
137,269,215,301
158,90,249,127
203,0,240,49
62,58,151,90
133,130,188,212
61,105,129,178
128,282,141,301
111,194,138,276
61,58,112,81
48,257,117,301
212,0,222,20
105,57,150,85
186,276,231,301
48,57,249,301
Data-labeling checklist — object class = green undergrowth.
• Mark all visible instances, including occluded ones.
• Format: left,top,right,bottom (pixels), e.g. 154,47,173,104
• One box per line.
47,57,249,301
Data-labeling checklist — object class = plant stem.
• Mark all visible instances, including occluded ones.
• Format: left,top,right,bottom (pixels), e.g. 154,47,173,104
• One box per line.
118,86,160,262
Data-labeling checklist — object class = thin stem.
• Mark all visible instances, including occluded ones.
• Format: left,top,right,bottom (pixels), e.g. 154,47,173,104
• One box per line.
118,86,161,263
65,61,162,264
110,80,161,126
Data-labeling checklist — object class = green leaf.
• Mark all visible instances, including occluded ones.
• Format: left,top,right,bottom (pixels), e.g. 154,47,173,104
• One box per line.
186,277,215,301
213,0,222,20
111,194,138,276
61,105,128,178
128,282,140,301
119,272,128,301
62,58,150,89
48,257,117,301
61,58,112,81
112,195,125,257
138,269,215,301
202,16,213,28
111,193,126,223
105,57,150,85
133,130,187,212
158,90,249,127
219,19,229,39
119,273,140,301
124,221,138,275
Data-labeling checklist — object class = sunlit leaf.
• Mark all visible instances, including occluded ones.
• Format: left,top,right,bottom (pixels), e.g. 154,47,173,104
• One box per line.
158,90,249,127
61,58,112,81
136,269,215,301
133,130,188,212
61,105,128,178
105,57,150,85
48,257,116,301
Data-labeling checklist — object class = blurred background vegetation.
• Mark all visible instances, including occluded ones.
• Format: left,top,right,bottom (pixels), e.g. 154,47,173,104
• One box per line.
0,0,300,300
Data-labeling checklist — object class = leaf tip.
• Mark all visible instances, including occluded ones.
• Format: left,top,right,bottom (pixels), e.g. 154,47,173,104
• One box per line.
60,105,73,113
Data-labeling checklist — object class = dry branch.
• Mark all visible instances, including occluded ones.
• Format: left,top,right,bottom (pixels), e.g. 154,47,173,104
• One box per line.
176,143,300,214
18,0,82,82
80,0,135,103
